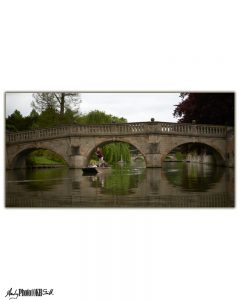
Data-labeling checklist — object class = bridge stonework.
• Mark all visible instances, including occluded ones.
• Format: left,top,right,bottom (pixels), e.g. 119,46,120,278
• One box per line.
6,122,234,169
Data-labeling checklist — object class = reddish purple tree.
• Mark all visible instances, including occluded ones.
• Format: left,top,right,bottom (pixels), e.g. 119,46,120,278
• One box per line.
173,93,234,126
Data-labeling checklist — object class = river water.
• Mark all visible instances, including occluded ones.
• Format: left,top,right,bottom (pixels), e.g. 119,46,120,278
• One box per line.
6,162,234,208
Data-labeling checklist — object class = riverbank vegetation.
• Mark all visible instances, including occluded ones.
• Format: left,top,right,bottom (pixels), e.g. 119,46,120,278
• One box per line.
89,142,131,165
26,149,66,167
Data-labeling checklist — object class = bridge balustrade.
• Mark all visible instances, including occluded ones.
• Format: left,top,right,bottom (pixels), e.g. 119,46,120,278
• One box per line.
6,122,228,144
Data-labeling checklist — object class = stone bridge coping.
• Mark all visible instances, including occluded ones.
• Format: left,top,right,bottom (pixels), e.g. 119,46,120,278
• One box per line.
6,121,230,144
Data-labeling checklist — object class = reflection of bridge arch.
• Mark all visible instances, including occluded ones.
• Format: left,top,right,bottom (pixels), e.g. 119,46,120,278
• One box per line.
162,161,224,191
6,166,234,207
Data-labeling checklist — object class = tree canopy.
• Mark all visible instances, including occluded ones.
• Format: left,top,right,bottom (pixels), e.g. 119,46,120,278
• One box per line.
173,93,234,126
6,107,126,131
32,92,81,116
77,110,127,125
6,109,39,132
102,142,131,164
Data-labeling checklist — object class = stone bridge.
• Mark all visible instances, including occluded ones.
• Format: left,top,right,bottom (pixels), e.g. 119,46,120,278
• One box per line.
6,121,234,169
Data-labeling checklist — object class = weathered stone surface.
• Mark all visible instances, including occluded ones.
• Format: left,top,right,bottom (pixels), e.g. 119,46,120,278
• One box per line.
6,122,234,169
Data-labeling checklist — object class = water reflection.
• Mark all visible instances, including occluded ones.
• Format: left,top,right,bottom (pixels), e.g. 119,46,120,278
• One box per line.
6,162,234,207
163,162,223,192
90,166,146,195
7,168,68,191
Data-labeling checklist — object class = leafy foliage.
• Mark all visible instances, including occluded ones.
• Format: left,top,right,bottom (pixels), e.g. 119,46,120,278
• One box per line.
6,107,126,131
77,110,126,124
26,149,66,166
32,92,81,115
32,107,79,128
6,107,80,131
102,142,131,164
173,93,234,126
6,109,39,131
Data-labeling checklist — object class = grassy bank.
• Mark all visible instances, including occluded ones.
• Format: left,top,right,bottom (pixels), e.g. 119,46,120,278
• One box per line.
26,149,66,166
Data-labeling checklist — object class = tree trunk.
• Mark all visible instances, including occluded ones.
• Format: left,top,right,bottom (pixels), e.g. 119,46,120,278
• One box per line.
60,93,65,116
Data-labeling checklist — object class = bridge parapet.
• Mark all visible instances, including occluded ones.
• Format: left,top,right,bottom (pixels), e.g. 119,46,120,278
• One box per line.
6,122,228,144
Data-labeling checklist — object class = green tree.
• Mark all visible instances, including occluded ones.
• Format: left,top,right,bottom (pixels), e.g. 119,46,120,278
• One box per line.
6,109,38,131
102,142,131,164
63,108,79,124
32,92,82,116
29,108,39,119
33,107,60,128
173,93,234,126
31,107,79,129
6,110,22,131
77,110,127,124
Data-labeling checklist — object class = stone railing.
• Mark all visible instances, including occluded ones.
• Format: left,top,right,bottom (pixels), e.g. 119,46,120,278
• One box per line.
6,122,228,144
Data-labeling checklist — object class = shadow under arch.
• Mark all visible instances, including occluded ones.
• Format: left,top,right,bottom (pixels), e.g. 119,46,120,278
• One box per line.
162,142,225,166
86,139,147,165
12,147,68,169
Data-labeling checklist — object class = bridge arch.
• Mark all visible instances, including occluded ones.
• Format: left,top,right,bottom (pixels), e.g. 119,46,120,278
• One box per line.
11,146,68,169
86,138,147,165
162,141,225,166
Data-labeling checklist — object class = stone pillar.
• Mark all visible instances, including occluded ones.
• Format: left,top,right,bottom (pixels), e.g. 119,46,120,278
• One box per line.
145,137,162,167
69,155,87,168
145,154,162,167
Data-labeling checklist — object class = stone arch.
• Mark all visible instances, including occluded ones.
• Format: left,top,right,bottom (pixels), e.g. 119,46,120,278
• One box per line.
11,146,69,169
162,141,225,166
86,137,147,165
